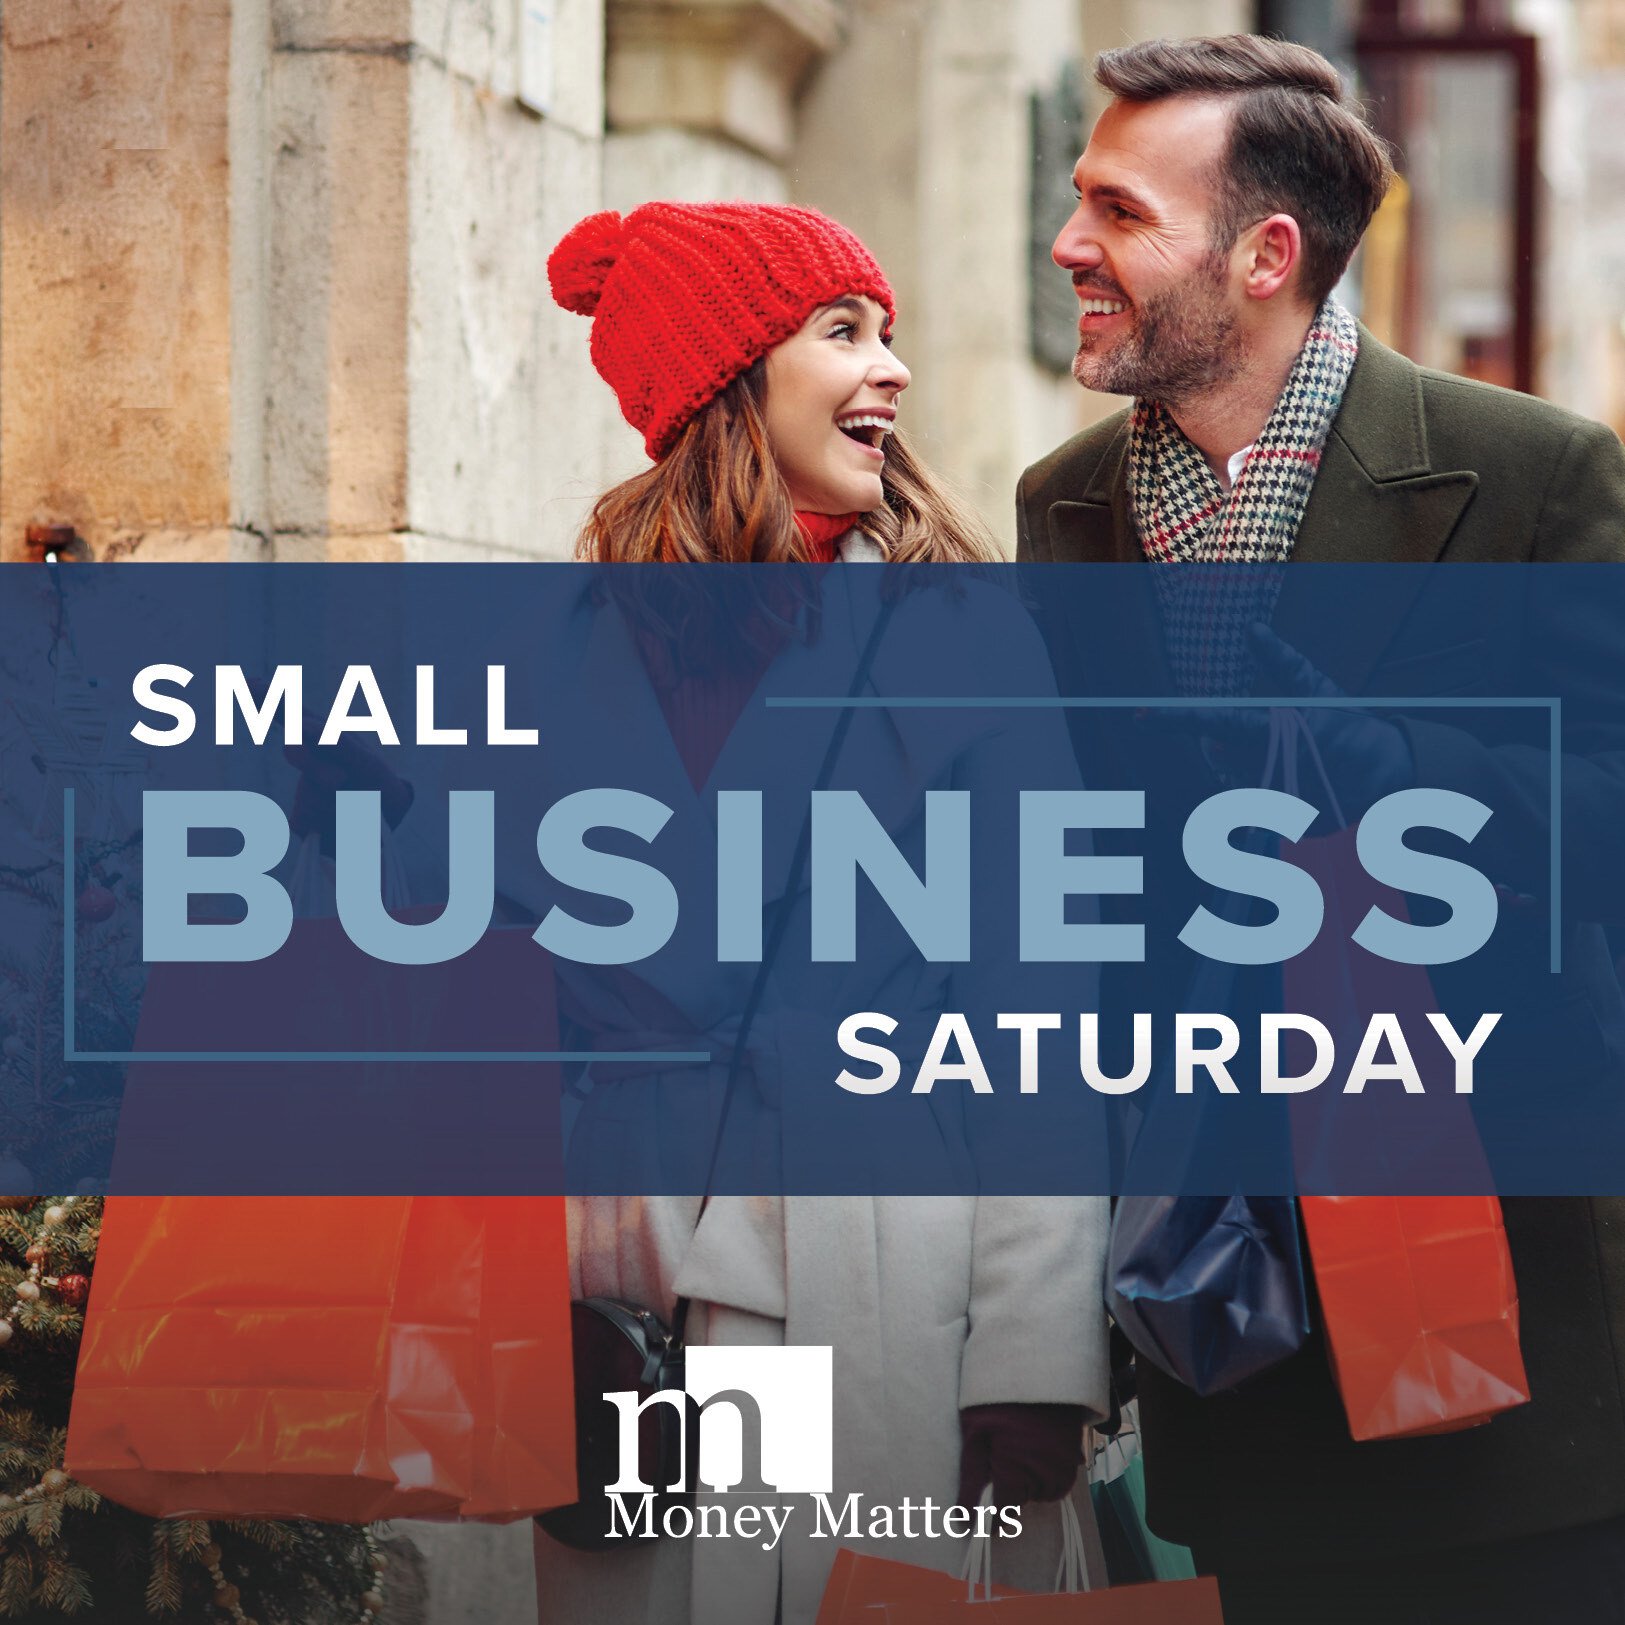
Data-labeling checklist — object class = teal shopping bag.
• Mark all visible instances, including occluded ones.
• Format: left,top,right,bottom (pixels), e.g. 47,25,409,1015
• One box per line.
1092,1451,1197,1585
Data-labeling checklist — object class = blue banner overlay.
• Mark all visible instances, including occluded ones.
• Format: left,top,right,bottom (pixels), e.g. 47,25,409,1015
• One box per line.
2,562,1620,1195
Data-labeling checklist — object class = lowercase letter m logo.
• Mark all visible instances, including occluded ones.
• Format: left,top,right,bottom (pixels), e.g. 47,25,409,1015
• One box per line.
605,1345,833,1494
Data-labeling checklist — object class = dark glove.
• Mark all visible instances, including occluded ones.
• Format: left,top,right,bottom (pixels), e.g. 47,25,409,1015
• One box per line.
285,733,414,855
1146,622,1415,825
956,1403,1087,1507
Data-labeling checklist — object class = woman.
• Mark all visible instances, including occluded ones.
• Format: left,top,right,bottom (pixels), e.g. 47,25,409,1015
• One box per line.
536,200,1109,1625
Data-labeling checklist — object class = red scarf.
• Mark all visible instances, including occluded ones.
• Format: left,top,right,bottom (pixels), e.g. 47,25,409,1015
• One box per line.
639,513,858,788
793,511,861,563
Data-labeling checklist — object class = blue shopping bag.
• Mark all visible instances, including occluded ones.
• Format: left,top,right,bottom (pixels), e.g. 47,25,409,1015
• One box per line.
1106,1193,1308,1395
1105,820,1308,1396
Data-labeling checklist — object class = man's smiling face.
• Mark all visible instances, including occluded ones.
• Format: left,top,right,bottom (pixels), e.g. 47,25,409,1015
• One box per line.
1052,94,1249,401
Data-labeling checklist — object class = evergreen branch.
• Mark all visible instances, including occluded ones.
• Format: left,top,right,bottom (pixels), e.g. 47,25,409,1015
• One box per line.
160,1521,211,1559
38,1555,92,1613
223,1520,297,1552
142,1534,181,1616
0,1550,35,1616
23,1497,63,1546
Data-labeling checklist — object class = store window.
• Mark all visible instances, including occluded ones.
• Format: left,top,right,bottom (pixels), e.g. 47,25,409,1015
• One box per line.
1353,0,1539,393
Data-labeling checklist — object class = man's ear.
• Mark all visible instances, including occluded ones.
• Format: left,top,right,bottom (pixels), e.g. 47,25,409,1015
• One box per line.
1241,213,1302,302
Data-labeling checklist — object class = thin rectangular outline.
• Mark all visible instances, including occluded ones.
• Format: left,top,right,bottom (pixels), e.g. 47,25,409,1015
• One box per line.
60,692,1564,1059
60,789,711,1066
765,693,1563,974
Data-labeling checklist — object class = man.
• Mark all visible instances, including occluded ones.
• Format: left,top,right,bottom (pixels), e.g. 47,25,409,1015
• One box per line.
1017,33,1625,1625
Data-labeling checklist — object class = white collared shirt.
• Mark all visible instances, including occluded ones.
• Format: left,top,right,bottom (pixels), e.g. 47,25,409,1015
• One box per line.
1223,442,1255,493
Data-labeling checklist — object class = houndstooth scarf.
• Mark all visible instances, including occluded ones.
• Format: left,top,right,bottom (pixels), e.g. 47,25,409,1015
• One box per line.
1128,298,1359,694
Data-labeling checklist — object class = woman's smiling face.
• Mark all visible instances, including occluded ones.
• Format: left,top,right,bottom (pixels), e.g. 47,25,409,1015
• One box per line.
762,295,910,515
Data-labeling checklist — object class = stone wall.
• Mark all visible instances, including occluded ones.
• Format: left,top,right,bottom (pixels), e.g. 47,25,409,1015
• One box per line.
1,0,617,563
1,0,238,561
260,0,615,561
404,0,611,561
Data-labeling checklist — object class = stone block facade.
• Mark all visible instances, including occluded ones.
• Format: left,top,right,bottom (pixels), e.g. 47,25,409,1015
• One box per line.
1,0,1119,563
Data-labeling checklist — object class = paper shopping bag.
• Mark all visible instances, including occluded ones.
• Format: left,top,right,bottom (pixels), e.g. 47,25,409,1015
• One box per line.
1280,817,1494,1191
1298,1194,1529,1441
66,1194,577,1520
821,1499,1223,1624
816,1545,1004,1622
111,916,566,1195
875,1576,1225,1622
1280,796,1529,1441
1091,1443,1198,1585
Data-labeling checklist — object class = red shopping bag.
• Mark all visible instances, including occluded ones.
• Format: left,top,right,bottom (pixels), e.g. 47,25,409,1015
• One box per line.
73,908,576,1518
817,1545,994,1622
1298,1194,1528,1441
65,1194,576,1520
110,916,566,1195
1277,762,1492,1193
818,1502,1224,1623
875,1579,1224,1622
884,1586,1222,1625
1279,747,1529,1441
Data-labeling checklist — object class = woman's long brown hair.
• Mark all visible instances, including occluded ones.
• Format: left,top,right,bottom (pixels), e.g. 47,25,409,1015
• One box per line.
577,359,1000,565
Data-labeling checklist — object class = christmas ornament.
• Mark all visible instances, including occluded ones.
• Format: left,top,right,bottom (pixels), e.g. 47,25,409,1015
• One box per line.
199,1523,386,1625
2,1197,94,1337
75,884,117,923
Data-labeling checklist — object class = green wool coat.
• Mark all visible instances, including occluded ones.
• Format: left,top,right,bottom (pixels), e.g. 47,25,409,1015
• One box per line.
1017,330,1625,1567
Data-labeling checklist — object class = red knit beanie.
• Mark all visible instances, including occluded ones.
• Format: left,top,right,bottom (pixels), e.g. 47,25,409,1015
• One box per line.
548,201,896,460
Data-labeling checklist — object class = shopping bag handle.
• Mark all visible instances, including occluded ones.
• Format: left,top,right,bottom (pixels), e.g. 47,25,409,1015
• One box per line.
1265,706,1348,829
958,1492,1090,1601
1086,1399,1141,1487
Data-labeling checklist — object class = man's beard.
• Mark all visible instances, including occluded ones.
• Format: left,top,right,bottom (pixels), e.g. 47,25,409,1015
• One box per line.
1071,255,1242,403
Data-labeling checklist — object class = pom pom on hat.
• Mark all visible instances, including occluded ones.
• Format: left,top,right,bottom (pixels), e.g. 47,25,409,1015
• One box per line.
549,200,896,459
547,210,625,317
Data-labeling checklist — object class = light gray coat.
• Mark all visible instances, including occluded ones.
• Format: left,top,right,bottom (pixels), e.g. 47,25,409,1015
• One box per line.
447,550,1111,1624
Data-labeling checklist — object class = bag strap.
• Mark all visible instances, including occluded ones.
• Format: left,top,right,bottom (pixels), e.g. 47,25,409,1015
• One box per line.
1266,706,1348,827
959,1492,1091,1600
672,596,895,1342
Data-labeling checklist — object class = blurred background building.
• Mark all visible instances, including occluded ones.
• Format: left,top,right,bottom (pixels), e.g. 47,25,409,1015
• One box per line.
5,0,1624,573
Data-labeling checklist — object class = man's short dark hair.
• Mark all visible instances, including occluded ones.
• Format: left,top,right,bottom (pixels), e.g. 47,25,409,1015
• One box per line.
1094,34,1395,306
